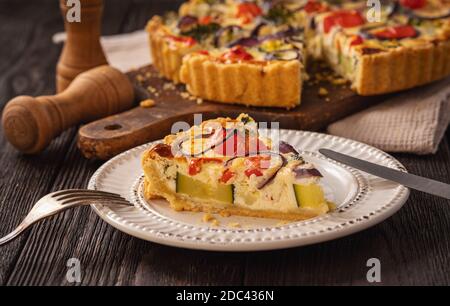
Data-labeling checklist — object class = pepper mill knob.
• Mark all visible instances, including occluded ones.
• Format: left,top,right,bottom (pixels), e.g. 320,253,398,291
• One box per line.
56,0,108,93
2,66,135,154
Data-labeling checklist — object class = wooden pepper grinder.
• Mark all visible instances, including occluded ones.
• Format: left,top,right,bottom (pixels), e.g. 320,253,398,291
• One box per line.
56,0,108,92
2,66,135,154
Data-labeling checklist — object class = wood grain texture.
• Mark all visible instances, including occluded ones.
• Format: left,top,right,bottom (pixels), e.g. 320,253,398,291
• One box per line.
0,0,69,285
1,0,450,286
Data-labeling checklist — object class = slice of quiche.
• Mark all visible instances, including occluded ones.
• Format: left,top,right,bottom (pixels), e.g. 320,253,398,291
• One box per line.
142,114,330,221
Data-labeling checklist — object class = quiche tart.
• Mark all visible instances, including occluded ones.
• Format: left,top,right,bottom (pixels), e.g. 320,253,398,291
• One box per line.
146,0,450,106
142,114,331,221
147,0,308,108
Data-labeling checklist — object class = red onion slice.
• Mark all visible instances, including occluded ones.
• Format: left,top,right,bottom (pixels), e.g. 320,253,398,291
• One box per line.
265,49,300,61
228,37,261,48
278,141,298,154
256,152,287,189
294,167,323,179
250,22,268,37
171,128,235,158
177,15,198,30
262,26,302,41
214,25,243,47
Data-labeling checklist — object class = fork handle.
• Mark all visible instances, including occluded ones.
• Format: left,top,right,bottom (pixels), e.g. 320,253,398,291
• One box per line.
0,221,30,246
0,200,80,246
0,198,76,246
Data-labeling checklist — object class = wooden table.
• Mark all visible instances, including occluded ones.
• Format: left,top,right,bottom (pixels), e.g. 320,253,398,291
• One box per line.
1,0,449,286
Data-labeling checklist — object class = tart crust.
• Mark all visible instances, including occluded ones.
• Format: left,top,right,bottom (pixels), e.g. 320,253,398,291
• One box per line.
353,40,450,95
146,16,198,83
179,53,302,108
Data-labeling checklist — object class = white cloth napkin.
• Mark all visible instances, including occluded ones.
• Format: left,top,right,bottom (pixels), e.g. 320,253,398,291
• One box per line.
53,31,450,155
53,30,151,72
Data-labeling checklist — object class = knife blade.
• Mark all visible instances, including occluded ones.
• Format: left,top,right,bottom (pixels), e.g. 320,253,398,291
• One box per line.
319,148,450,200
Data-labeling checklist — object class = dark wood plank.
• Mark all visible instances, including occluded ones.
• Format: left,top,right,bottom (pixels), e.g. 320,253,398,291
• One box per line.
0,0,73,285
0,0,128,286
0,1,63,104
131,246,245,286
5,134,128,285
447,128,450,146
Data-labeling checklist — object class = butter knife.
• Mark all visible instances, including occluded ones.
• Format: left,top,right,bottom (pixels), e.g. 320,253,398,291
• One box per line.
319,148,450,200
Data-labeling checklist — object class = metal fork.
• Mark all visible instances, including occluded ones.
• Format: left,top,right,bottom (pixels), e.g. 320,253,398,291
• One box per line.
0,189,132,246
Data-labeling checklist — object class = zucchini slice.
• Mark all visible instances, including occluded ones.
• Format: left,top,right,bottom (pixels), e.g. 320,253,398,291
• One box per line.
293,183,326,209
176,172,234,204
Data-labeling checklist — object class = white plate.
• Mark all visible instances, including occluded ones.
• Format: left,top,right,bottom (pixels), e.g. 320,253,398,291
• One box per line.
88,129,409,251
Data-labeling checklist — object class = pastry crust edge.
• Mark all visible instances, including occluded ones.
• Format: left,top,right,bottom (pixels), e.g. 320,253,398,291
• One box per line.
146,16,197,83
179,53,302,109
353,40,450,95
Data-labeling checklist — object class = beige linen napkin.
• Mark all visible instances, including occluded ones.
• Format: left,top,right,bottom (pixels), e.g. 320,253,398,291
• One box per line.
53,31,450,155
328,78,450,154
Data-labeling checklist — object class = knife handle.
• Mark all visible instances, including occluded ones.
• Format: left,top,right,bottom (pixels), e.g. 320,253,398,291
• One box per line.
2,65,134,154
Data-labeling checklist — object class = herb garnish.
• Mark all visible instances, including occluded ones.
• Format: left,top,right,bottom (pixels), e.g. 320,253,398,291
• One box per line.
265,4,293,24
181,23,221,41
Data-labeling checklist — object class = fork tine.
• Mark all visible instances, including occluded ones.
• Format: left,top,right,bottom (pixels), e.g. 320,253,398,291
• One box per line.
64,199,132,207
60,195,128,205
57,189,122,197
52,190,123,200
56,193,124,202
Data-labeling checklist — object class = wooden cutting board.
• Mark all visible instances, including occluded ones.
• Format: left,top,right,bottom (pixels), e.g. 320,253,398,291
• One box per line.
78,63,389,159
